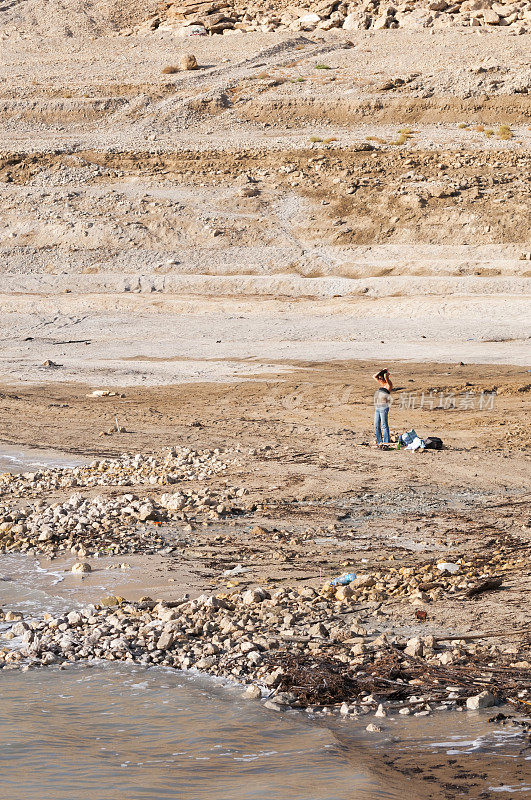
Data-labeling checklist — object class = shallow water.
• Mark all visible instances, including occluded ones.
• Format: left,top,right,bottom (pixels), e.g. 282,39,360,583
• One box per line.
2,554,529,800
0,443,86,474
0,664,393,800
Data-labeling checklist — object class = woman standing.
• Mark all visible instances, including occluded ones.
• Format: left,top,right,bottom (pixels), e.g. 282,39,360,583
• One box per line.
373,369,393,447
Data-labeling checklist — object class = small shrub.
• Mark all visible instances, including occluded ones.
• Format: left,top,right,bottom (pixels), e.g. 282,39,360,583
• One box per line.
390,127,414,146
323,137,338,144
474,125,485,132
485,129,495,137
309,135,323,142
162,66,179,74
457,122,468,129
498,124,513,140
315,64,332,70
366,136,387,144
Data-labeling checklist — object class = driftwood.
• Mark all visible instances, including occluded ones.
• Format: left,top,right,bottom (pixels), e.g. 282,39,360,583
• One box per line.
466,577,504,597
282,628,527,647
434,628,527,643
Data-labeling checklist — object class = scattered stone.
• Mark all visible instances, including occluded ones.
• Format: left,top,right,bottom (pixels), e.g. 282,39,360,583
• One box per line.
263,699,283,711
71,562,92,574
466,691,496,710
404,637,424,657
243,685,262,699
180,54,198,70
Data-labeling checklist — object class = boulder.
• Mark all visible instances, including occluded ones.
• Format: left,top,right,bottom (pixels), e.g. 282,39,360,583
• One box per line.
243,685,262,700
335,585,353,601
296,12,321,29
353,574,375,588
242,587,269,604
72,562,92,574
38,526,54,542
138,504,156,522
157,632,175,650
404,637,424,657
372,13,390,28
308,622,329,638
343,12,364,29
180,54,198,70
466,690,496,709
366,723,382,732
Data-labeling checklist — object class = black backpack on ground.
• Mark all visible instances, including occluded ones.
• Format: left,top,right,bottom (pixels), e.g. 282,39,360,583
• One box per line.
424,436,443,450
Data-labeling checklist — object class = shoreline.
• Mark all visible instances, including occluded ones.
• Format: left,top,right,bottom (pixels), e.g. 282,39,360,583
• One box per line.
0,362,528,800
1,563,529,800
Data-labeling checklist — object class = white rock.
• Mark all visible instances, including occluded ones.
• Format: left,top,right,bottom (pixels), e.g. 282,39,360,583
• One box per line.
372,14,390,29
437,562,459,574
466,691,496,710
243,685,262,700
242,588,268,604
343,12,361,30
72,562,92,574
297,12,321,28
404,637,424,657
438,651,454,665
353,574,375,588
264,699,283,711
483,9,500,23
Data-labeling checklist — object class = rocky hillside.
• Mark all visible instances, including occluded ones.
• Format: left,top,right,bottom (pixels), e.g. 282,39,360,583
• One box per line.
1,0,529,37
140,0,531,35
0,25,529,382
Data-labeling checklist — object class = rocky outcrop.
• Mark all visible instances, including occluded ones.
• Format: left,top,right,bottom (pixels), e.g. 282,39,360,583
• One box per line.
136,0,531,34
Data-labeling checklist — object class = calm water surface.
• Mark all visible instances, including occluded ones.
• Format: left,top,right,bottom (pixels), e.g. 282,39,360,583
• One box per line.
0,664,392,800
0,443,86,474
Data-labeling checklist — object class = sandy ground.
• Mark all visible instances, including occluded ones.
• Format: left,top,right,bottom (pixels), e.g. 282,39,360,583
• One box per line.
1,361,529,616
